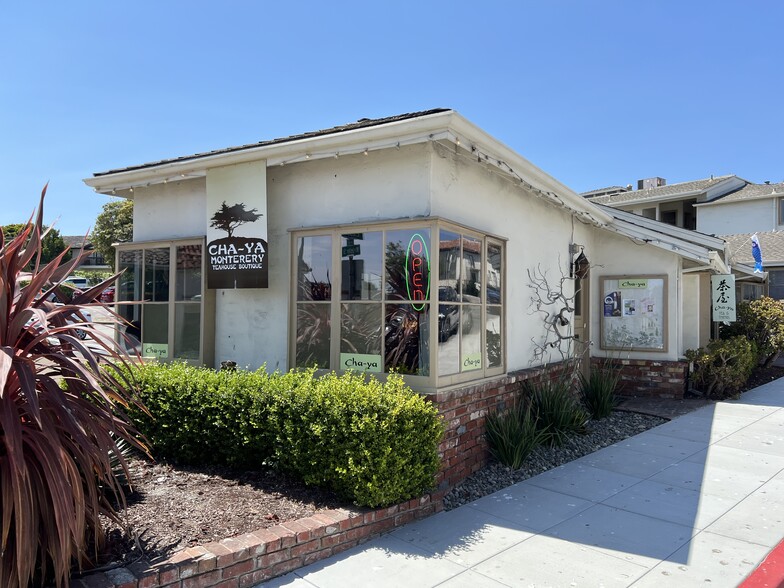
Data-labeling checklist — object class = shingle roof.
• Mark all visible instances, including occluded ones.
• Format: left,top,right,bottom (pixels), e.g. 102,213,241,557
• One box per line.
581,186,628,198
723,231,784,265
699,182,784,205
584,175,736,206
62,235,89,247
94,108,451,177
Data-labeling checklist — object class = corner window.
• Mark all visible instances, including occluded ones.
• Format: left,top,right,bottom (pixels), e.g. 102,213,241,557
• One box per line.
779,198,784,225
291,221,505,388
116,238,208,363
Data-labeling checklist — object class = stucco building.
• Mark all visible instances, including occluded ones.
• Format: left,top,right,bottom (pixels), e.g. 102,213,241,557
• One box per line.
84,109,752,398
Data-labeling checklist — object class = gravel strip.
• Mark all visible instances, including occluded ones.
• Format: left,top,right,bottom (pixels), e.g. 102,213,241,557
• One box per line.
443,410,666,510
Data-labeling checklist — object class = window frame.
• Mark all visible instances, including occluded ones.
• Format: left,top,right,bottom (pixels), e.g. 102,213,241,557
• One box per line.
289,218,506,391
115,237,214,365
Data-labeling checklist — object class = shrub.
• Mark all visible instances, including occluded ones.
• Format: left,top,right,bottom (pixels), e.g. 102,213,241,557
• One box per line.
720,296,784,366
685,336,756,399
125,364,444,508
579,364,621,419
526,377,588,446
484,399,547,469
269,371,443,507
0,187,147,588
126,362,276,469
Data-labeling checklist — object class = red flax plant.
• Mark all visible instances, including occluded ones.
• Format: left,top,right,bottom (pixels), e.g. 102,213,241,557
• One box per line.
0,187,148,588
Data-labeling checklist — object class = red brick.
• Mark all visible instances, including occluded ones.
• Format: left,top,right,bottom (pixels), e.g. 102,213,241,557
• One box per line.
297,517,324,539
259,549,290,568
291,538,321,558
127,562,159,588
320,531,346,549
238,570,269,588
219,537,250,562
268,525,297,549
181,570,222,588
222,558,255,580
280,520,310,542
311,512,341,527
233,533,266,557
303,547,332,566
203,542,234,567
269,557,305,579
157,566,180,585
249,528,280,553
212,580,240,588
346,525,374,542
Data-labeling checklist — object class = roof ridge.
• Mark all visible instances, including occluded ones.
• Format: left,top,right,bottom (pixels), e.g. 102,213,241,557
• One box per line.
94,108,453,177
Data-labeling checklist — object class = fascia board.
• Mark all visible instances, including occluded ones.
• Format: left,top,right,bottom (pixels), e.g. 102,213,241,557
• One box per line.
606,207,726,250
695,191,779,207
448,114,613,225
703,176,746,201
84,111,459,192
608,219,718,265
732,262,767,279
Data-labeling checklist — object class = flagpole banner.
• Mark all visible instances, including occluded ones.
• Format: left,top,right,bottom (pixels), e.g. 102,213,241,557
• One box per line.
206,161,268,289
751,234,764,273
711,274,736,322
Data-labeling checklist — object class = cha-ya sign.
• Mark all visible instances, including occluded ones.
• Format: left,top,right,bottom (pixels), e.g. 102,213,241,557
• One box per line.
207,201,268,288
711,274,736,322
205,161,269,289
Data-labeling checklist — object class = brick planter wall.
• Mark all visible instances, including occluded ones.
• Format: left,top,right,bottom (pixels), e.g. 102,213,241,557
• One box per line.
429,362,573,491
73,362,571,588
71,496,440,588
592,357,688,398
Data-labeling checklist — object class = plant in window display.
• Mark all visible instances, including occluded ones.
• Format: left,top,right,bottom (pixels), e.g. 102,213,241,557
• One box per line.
384,307,423,374
295,237,333,368
486,327,502,367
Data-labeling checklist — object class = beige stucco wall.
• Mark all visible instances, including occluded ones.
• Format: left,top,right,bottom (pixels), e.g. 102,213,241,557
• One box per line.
682,272,712,351
127,139,688,373
429,142,597,371
589,230,683,361
131,178,207,242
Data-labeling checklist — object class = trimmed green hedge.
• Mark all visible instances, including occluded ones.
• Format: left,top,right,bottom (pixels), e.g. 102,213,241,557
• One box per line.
126,363,443,508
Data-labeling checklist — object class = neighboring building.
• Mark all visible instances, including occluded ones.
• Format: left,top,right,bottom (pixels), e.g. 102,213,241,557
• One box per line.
62,236,110,270
583,175,748,230
584,176,784,300
84,109,744,398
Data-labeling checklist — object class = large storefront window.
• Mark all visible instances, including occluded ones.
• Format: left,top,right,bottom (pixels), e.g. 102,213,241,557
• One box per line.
116,239,207,363
292,220,505,388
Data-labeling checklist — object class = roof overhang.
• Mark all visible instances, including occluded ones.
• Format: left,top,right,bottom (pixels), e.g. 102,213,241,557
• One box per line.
603,206,730,273
84,110,613,227
596,176,744,208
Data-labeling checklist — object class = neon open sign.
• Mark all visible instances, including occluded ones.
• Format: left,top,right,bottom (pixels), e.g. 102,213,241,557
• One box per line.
405,233,431,311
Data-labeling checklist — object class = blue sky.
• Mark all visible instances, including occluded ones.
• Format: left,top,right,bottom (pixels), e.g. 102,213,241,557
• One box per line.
2,1,782,236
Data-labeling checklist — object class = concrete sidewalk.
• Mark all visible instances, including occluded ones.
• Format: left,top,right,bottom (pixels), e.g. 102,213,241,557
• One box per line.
258,380,784,587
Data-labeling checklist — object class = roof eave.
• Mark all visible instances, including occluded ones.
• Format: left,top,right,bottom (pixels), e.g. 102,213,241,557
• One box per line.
84,110,460,193
84,110,613,227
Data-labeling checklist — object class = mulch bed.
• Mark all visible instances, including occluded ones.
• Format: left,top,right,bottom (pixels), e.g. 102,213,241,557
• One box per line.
86,460,350,576
82,363,784,577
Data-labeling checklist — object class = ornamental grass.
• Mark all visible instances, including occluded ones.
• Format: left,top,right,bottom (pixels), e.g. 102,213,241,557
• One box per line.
0,187,148,588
